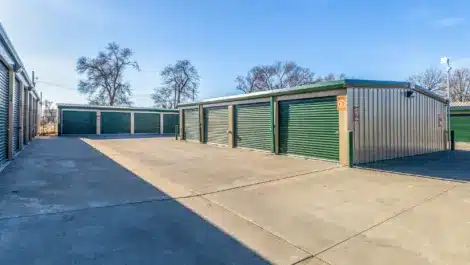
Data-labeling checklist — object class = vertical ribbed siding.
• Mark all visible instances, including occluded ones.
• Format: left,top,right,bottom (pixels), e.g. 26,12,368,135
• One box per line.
279,97,339,160
350,87,447,164
0,62,8,165
62,111,97,135
23,88,28,142
184,108,199,141
134,113,160,133
235,103,271,150
204,106,228,145
101,112,130,134
163,114,178,134
451,115,470,142
13,78,20,152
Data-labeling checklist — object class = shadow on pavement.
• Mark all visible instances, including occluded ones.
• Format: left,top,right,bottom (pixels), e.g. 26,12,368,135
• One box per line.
358,150,470,182
61,134,177,140
0,137,269,265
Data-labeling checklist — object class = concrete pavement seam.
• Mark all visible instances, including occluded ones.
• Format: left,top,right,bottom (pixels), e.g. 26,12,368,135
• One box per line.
0,166,339,221
198,165,340,196
198,194,314,261
311,184,459,258
291,255,336,265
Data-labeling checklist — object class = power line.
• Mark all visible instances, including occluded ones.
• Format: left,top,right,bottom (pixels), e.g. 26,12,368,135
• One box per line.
36,80,154,97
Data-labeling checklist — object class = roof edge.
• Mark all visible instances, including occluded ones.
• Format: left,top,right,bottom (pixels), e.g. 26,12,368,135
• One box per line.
178,78,448,107
0,23,34,88
57,103,178,112
178,80,346,107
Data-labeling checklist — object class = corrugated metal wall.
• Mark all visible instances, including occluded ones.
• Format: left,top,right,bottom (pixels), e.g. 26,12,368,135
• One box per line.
451,115,470,142
134,112,160,134
279,97,339,161
163,114,178,134
183,108,200,141
204,106,228,145
348,87,447,164
0,62,9,165
13,78,20,152
235,103,272,151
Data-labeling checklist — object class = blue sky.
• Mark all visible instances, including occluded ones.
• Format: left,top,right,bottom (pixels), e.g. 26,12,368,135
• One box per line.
1,0,470,107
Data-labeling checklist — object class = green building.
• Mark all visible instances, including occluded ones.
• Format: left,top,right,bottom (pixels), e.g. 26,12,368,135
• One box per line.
178,79,449,167
57,104,179,136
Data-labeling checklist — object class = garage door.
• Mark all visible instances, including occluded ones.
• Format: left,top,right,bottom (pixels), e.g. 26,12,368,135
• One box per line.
134,113,160,134
204,107,228,145
13,78,20,152
0,62,9,165
62,111,97,135
101,112,130,134
279,96,339,161
163,114,178,134
451,115,470,142
235,103,271,151
184,108,199,141
23,88,28,143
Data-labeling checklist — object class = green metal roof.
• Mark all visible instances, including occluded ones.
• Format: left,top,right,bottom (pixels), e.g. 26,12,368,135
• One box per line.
451,102,470,113
179,80,346,107
57,103,178,113
178,79,447,107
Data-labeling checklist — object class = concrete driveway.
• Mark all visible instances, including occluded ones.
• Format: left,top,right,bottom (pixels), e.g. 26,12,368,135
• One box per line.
1,137,469,265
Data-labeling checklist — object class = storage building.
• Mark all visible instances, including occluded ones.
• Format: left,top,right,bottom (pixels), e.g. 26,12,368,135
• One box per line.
451,102,470,142
0,23,41,171
57,104,179,136
178,79,449,166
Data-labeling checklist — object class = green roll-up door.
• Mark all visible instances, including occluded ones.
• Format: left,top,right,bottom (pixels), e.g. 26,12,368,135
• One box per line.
101,112,130,134
279,96,339,161
134,113,160,133
13,78,20,152
451,115,470,142
184,108,199,141
62,111,97,135
0,62,9,165
163,114,178,134
204,106,228,145
235,103,271,150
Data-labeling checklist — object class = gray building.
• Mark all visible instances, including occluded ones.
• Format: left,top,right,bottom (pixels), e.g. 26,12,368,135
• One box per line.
0,23,41,170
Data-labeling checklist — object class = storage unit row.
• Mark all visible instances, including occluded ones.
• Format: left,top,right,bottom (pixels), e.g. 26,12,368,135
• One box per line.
179,79,449,166
57,104,178,136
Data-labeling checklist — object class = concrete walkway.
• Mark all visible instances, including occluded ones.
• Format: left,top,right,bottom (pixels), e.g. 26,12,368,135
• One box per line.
1,137,469,265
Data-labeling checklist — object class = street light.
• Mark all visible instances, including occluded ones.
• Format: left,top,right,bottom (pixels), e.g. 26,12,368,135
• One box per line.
441,57,452,101
441,56,452,149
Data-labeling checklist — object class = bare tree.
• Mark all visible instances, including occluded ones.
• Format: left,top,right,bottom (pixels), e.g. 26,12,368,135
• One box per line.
235,61,346,93
450,68,470,102
152,60,200,109
43,100,56,123
76,42,140,106
315,73,347,82
407,67,445,94
235,66,267,93
235,61,316,93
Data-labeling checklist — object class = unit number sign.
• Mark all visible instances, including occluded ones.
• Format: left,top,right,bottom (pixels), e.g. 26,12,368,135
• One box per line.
337,96,347,110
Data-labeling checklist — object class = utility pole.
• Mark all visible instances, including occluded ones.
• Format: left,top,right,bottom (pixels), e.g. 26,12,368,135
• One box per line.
441,57,452,149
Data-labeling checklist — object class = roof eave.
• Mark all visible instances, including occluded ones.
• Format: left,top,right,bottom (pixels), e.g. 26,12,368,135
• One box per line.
178,80,346,108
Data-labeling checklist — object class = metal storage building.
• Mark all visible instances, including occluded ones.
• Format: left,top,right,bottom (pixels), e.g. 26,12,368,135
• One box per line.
0,23,41,171
450,102,470,142
178,79,449,166
57,104,179,136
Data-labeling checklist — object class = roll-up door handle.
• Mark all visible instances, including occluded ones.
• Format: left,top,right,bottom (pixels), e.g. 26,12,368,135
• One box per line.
335,131,339,134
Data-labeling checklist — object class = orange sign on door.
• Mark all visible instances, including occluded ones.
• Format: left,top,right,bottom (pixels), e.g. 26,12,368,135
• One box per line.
337,96,347,110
